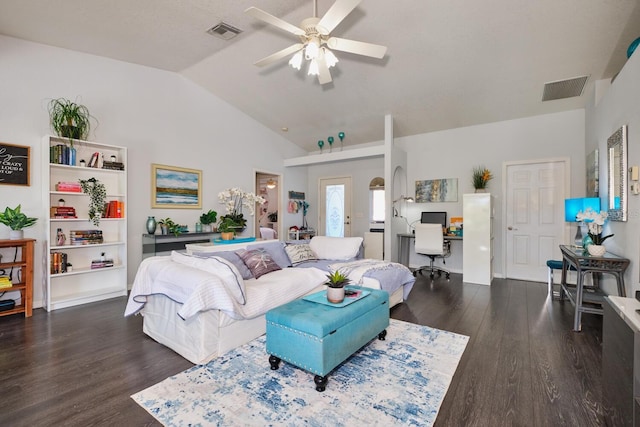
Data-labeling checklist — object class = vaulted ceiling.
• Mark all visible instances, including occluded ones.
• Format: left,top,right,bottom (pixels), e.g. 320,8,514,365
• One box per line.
1,0,639,152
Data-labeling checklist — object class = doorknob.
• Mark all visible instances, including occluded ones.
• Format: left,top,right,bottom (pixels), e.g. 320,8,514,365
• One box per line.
507,226,518,230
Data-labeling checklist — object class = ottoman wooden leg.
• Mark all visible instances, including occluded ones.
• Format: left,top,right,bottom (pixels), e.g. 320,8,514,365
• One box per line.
269,355,281,370
378,329,387,340
314,375,328,392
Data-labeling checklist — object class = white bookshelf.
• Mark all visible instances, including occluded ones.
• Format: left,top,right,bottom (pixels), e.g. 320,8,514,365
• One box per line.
42,135,128,311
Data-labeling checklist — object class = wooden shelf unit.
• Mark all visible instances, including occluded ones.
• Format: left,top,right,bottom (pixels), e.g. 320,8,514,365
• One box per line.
0,238,35,317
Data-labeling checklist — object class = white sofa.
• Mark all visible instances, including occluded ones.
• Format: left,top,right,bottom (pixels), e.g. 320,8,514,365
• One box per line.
125,237,415,364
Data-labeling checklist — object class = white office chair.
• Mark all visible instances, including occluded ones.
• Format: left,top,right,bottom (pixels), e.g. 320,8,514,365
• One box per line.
414,223,451,279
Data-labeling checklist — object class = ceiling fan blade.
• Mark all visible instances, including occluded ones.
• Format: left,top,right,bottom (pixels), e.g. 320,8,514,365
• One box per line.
327,37,387,58
317,0,362,34
254,43,304,67
317,57,333,85
245,7,305,36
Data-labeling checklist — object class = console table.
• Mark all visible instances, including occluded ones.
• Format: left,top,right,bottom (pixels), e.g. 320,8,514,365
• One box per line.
559,244,629,331
142,232,218,258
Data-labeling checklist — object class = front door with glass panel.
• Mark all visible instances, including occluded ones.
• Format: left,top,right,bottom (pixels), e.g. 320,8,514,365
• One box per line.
319,177,352,237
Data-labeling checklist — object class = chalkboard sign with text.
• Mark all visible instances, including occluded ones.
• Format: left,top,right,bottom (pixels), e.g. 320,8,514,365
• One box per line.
0,142,30,186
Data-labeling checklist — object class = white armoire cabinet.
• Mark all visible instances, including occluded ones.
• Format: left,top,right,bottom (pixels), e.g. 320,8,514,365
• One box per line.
463,193,494,285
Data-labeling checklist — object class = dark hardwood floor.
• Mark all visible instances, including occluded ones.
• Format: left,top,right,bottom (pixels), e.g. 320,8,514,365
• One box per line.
0,274,605,426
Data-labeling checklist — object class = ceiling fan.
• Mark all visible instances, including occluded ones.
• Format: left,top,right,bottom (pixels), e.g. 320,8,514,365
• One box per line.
245,0,387,85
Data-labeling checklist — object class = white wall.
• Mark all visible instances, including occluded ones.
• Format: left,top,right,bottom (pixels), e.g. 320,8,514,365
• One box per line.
585,50,640,296
396,110,586,277
0,35,307,307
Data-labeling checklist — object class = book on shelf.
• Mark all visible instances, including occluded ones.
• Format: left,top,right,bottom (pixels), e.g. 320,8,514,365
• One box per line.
102,161,125,171
70,230,103,245
55,182,82,192
50,144,77,166
50,252,68,274
91,259,114,269
103,200,124,218
50,206,77,218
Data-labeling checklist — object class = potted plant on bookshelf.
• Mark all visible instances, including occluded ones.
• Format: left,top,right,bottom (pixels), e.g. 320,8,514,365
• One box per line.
0,205,38,240
325,270,351,304
199,209,217,233
472,166,493,193
48,98,95,141
79,177,106,226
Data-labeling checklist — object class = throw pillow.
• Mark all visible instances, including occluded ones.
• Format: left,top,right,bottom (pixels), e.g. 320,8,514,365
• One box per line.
248,240,292,269
285,243,318,265
310,236,364,260
193,250,253,280
236,248,282,279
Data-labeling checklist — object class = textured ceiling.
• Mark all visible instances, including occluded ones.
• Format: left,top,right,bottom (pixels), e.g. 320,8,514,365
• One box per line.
1,0,639,152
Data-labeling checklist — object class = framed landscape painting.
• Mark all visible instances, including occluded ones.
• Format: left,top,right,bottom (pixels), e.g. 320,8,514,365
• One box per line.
152,164,202,209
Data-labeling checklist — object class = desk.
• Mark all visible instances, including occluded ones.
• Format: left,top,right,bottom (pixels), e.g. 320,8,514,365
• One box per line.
397,233,462,268
559,244,629,331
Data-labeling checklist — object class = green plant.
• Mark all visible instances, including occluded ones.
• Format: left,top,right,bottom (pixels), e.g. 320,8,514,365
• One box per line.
217,217,239,233
79,177,106,226
158,218,182,236
199,209,217,225
48,98,95,141
325,270,350,288
0,205,38,230
472,166,493,190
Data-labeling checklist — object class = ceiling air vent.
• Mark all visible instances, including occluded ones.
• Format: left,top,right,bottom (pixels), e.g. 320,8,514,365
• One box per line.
542,76,589,101
207,22,242,40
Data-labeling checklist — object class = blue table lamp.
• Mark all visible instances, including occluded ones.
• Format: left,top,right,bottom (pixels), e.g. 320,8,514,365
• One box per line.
564,197,601,246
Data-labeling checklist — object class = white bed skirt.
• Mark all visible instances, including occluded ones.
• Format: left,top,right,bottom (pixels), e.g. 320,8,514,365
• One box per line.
141,280,404,364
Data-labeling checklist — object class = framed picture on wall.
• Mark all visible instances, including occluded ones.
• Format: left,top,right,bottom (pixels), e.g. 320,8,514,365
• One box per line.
151,164,202,209
586,149,599,197
0,142,30,186
415,178,458,202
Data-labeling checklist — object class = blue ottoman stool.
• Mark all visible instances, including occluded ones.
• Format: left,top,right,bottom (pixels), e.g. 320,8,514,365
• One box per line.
266,286,389,392
546,259,576,299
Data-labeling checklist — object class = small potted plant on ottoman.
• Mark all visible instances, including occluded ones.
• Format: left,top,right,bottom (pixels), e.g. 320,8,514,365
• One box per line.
325,270,350,303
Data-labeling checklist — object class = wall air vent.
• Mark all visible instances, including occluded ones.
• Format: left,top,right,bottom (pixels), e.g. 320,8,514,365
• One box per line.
207,22,243,40
542,76,589,101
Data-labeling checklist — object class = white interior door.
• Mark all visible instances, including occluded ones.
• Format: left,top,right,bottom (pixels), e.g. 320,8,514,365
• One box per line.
505,160,568,281
319,177,352,237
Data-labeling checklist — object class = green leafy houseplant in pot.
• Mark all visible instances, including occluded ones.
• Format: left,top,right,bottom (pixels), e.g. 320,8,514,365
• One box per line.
158,218,182,236
217,217,238,241
48,98,95,141
325,270,351,304
79,177,106,226
199,209,217,232
0,205,38,240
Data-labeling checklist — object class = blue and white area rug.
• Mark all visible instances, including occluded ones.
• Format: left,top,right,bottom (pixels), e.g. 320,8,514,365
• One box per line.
132,319,469,426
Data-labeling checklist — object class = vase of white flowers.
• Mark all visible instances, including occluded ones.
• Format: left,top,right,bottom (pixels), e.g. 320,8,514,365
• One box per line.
576,208,613,256
217,188,265,234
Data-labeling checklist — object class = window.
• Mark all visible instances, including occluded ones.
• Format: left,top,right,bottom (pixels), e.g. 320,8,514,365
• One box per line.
371,189,385,222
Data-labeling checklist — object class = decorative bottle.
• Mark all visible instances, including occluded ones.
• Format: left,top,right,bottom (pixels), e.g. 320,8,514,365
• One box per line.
146,216,157,234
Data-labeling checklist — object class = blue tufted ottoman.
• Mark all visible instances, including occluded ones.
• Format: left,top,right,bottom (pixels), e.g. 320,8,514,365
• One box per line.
266,286,389,391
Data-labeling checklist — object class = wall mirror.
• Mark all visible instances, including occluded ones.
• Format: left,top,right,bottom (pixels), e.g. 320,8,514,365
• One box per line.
607,125,628,221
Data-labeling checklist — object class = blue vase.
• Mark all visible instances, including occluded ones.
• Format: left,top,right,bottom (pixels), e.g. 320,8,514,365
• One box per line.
146,216,157,234
582,234,593,248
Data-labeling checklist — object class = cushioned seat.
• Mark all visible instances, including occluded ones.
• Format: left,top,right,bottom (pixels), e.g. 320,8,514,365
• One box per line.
546,259,576,299
266,287,389,391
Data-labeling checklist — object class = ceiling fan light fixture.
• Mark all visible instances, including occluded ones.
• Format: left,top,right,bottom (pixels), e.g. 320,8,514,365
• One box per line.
308,59,319,76
289,50,303,70
323,47,339,68
305,38,320,60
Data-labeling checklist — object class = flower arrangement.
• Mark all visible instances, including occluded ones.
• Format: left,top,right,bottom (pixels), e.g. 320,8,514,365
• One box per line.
217,188,266,229
472,166,493,190
576,208,613,245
